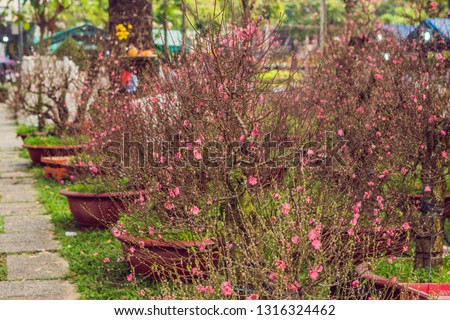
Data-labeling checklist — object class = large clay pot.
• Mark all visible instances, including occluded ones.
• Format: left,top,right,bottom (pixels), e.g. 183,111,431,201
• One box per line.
356,262,450,300
325,226,410,265
60,190,139,228
115,232,218,282
41,156,95,180
23,144,86,165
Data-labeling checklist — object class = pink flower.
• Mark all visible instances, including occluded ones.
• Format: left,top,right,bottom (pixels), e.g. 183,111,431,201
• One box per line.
374,74,383,80
248,176,258,186
281,202,291,215
287,283,298,291
403,246,409,253
311,239,322,250
269,273,277,281
247,293,259,300
251,127,260,137
129,246,136,254
347,229,355,236
442,151,447,158
240,135,245,142
148,227,155,236
272,193,280,199
291,235,299,244
276,260,286,270
308,230,318,241
193,149,202,160
309,269,319,280
103,257,110,263
424,185,431,192
388,258,393,264
221,281,233,297
164,202,173,210
307,149,314,156
190,206,200,215
431,1,438,10
112,227,121,237
351,280,360,287
391,276,397,283
402,222,410,230
337,129,344,136
127,273,133,282
174,187,180,196
441,130,446,136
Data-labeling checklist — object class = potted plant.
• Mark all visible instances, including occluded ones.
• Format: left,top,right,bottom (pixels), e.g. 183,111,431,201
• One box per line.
86,13,385,298
16,124,52,141
23,135,88,165
60,177,139,228
356,261,450,300
112,212,219,282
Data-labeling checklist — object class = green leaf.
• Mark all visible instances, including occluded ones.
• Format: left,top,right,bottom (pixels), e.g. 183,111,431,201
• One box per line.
23,22,30,30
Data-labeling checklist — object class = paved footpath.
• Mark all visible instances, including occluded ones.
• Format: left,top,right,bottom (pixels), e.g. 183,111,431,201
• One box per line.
0,103,78,299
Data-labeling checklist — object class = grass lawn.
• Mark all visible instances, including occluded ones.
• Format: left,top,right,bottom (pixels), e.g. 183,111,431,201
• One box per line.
0,254,6,281
0,215,4,233
32,167,160,299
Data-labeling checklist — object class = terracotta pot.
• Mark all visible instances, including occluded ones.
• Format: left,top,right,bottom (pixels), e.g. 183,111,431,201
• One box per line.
41,156,71,180
356,262,450,300
115,232,219,282
60,190,139,228
410,194,450,219
325,226,410,265
41,156,95,180
23,144,86,165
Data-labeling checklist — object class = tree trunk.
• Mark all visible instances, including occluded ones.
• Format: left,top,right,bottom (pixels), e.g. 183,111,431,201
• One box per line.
181,1,187,55
319,0,327,49
162,0,170,60
415,162,445,269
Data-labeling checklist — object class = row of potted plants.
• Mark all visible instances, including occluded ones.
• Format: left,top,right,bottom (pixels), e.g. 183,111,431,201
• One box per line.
10,8,450,299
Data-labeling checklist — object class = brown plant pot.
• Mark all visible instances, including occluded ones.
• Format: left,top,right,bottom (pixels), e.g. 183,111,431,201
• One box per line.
410,194,450,219
23,144,86,165
115,232,219,282
356,263,450,300
41,156,71,181
325,226,410,265
60,189,139,228
41,156,96,180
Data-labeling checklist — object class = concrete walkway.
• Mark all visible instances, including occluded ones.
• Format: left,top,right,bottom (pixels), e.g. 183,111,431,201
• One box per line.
0,103,78,299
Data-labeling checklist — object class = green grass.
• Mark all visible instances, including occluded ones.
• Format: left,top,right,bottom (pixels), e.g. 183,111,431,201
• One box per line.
0,254,6,281
24,135,89,147
19,148,30,159
0,216,4,233
32,167,160,299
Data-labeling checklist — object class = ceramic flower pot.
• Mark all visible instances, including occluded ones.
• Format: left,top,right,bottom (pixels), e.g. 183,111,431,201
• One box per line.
60,190,139,228
41,156,71,181
356,262,450,300
114,232,219,282
23,144,86,165
325,226,410,264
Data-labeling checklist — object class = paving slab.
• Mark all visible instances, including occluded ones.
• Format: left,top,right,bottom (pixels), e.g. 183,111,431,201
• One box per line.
0,232,61,253
0,190,37,203
0,202,43,216
4,215,53,233
0,280,79,300
7,252,69,280
0,171,34,179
